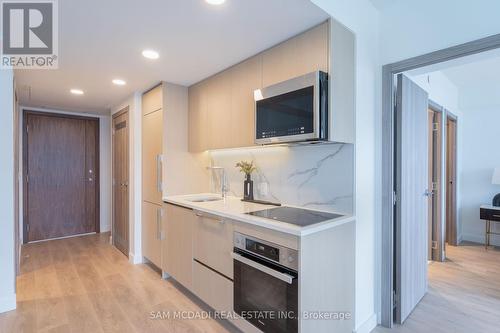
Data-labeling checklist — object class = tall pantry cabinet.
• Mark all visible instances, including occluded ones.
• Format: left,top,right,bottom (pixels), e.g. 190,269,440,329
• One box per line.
142,84,164,267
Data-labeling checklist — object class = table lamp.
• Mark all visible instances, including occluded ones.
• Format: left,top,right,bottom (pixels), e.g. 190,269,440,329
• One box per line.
492,168,500,206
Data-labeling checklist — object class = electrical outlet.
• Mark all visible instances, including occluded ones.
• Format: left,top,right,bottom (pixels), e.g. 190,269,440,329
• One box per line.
258,182,269,196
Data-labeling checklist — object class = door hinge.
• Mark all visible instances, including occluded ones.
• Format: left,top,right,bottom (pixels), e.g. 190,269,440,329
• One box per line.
26,174,29,183
26,125,29,133
433,122,439,131
393,191,397,206
432,240,438,249
393,290,398,308
26,223,30,232
432,182,438,191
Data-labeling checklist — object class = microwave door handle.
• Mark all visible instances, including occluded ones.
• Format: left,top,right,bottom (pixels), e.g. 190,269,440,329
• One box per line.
231,252,294,284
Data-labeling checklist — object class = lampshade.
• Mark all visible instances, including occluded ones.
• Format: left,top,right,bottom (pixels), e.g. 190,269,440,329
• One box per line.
492,168,500,185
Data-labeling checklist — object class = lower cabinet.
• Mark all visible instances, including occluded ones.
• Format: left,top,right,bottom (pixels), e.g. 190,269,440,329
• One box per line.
142,201,162,267
162,204,194,290
192,260,233,312
193,212,234,278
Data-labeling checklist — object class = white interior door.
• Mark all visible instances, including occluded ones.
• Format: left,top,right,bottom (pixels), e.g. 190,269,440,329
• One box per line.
395,74,429,324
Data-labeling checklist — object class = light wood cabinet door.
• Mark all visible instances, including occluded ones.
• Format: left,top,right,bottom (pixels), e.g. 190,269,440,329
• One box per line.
142,85,163,116
295,22,329,76
192,260,233,313
230,56,262,148
193,213,234,278
206,72,232,150
188,82,208,152
262,37,297,87
142,109,163,205
142,201,162,267
163,204,193,290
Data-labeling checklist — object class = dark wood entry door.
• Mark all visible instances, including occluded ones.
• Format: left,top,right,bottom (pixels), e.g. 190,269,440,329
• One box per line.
112,109,129,256
24,111,99,242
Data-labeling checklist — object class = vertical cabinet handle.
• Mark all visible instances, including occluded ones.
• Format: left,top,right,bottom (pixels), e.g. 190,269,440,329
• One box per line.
156,208,163,240
156,154,163,193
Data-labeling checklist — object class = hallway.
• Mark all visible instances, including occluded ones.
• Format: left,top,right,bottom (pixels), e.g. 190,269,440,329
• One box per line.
374,243,500,333
0,233,235,333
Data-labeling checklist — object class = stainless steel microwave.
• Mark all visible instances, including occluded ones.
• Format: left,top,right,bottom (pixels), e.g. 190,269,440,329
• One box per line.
254,71,328,145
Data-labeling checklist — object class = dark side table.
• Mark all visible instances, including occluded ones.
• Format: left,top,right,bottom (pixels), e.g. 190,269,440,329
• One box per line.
480,205,500,249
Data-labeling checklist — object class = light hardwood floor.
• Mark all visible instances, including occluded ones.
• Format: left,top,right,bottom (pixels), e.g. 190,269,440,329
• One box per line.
0,233,236,333
373,242,500,333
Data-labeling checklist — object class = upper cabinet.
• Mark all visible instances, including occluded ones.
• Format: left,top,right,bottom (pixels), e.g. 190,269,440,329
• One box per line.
188,19,355,152
142,85,163,115
262,22,329,87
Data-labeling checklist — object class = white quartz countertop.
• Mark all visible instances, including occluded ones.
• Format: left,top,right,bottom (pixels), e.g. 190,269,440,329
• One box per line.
163,193,355,236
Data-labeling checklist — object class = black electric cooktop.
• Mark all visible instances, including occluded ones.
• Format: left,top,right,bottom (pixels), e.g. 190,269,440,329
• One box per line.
246,206,343,227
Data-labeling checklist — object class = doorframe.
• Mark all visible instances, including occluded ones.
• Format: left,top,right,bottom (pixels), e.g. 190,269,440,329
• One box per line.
445,111,459,246
428,100,446,262
111,106,130,256
22,109,100,243
381,33,500,327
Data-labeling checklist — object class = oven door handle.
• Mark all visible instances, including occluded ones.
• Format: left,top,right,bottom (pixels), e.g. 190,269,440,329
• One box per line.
231,252,294,284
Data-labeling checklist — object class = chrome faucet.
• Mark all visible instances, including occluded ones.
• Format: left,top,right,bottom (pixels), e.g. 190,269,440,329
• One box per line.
206,166,229,198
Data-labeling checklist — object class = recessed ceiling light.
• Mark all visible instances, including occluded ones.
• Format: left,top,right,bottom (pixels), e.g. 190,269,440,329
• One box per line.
206,0,225,4
112,79,126,86
142,49,159,59
70,89,84,95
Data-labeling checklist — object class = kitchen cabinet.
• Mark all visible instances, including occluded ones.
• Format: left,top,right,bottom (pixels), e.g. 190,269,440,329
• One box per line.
162,204,194,290
230,56,262,148
142,108,163,205
192,260,233,312
188,82,207,152
142,201,162,267
142,85,162,115
188,20,336,151
142,85,164,266
193,211,234,278
206,72,232,150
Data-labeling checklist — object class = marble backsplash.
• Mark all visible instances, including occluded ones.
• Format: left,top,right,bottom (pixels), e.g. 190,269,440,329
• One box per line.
209,143,354,214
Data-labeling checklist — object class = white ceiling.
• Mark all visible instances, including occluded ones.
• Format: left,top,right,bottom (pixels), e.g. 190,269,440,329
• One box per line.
15,0,329,114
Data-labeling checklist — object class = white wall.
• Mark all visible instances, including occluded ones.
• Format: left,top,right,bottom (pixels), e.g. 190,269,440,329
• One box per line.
0,69,16,313
18,107,112,239
310,1,380,332
111,93,143,264
460,106,500,245
380,0,500,65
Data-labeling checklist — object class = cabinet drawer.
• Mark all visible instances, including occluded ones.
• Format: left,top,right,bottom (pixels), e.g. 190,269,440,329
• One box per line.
142,84,163,115
193,211,234,278
481,208,500,221
192,260,233,313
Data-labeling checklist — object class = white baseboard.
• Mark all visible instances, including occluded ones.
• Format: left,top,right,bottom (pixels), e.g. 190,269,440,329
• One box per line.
462,232,500,246
129,252,143,265
354,313,377,333
0,294,16,314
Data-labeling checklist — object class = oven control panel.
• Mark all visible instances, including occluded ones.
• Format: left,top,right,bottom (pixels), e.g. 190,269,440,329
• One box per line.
234,232,298,271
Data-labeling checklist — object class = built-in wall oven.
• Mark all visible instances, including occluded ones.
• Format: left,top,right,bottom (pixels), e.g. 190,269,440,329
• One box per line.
254,70,328,145
232,232,298,333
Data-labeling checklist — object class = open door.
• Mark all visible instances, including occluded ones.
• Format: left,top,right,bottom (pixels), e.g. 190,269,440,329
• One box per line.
394,74,429,324
446,116,458,245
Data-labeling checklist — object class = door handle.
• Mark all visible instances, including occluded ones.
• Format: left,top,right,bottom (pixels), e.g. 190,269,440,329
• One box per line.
156,155,163,193
231,252,294,284
194,210,225,224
